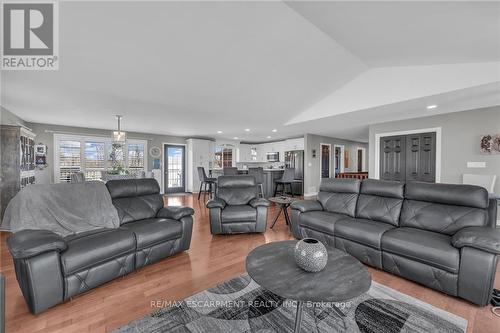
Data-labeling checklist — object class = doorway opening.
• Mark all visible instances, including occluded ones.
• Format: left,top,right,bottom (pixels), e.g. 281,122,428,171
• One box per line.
164,144,186,193
320,144,331,179
357,147,366,172
334,145,345,177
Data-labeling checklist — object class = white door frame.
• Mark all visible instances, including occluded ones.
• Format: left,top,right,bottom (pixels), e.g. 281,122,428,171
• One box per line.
357,147,367,172
319,143,332,181
162,142,187,194
374,127,442,182
333,144,345,175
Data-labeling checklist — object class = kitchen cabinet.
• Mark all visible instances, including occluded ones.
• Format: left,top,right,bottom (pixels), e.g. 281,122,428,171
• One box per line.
237,144,258,162
237,144,250,162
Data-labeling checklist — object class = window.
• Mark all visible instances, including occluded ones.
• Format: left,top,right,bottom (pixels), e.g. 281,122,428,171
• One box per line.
84,141,105,181
59,140,81,182
214,146,234,168
54,134,147,182
127,143,145,177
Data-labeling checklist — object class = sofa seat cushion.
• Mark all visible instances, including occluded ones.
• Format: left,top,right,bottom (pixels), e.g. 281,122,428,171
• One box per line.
381,228,459,273
120,218,182,249
299,211,351,236
61,228,136,275
221,205,257,223
335,218,394,249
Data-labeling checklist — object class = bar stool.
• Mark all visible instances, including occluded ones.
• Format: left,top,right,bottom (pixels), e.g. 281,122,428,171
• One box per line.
197,167,217,200
249,167,265,198
274,168,295,197
223,167,238,176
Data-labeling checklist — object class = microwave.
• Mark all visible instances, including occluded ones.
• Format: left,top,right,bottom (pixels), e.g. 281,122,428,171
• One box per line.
266,152,279,162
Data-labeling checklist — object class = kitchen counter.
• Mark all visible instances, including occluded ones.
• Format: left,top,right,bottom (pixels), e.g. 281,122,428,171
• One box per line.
209,169,285,198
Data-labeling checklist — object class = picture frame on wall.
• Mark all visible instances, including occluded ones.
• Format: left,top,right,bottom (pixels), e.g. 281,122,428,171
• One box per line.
480,134,500,154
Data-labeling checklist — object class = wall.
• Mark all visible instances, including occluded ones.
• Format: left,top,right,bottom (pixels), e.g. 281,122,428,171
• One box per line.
0,107,25,126
369,106,500,193
304,133,368,195
26,122,187,185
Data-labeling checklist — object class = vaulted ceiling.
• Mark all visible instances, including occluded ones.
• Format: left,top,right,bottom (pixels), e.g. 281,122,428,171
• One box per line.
2,1,499,142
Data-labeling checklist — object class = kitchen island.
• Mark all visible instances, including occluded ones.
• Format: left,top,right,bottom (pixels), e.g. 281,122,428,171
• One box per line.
210,169,284,198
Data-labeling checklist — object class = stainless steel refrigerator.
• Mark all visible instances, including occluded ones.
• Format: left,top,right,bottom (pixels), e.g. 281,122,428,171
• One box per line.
284,150,304,195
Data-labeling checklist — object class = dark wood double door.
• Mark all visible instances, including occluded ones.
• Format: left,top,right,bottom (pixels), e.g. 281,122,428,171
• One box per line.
380,132,436,182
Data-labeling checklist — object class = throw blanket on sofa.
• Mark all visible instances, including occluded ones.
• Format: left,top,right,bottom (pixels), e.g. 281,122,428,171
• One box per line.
2,181,120,237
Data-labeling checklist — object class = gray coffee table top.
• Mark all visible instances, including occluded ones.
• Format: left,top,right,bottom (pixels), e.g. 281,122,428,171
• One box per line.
246,240,371,302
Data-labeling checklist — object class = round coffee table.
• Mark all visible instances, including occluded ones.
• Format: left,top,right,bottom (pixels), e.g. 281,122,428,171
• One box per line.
246,240,371,333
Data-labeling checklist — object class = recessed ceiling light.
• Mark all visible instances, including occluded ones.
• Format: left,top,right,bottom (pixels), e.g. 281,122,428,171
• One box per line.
267,136,271,139
272,129,277,132
244,128,250,132
233,136,238,140
217,130,222,134
426,105,437,110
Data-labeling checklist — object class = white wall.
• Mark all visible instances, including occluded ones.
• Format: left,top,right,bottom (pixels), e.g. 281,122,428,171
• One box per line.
186,138,214,192
369,106,500,193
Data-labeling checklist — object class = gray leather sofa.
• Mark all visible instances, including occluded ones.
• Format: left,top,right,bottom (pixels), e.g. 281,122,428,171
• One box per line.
206,176,270,234
290,178,500,306
7,179,194,314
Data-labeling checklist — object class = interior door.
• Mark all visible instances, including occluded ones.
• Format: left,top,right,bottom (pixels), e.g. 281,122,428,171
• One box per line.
380,135,406,181
406,132,436,182
164,145,185,193
380,132,436,182
321,145,330,178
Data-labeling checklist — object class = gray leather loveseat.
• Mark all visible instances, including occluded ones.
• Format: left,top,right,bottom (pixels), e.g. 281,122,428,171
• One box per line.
206,176,270,234
7,179,194,314
290,178,500,306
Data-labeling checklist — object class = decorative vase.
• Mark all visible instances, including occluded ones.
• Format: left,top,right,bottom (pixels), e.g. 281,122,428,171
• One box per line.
294,238,328,272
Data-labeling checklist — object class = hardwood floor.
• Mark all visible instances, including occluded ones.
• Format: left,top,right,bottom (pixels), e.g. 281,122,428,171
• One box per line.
1,193,499,332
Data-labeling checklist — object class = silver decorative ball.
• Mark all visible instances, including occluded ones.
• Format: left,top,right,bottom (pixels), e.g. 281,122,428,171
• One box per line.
294,238,328,272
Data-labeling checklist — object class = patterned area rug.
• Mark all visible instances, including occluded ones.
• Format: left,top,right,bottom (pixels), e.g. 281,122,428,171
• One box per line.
114,274,467,333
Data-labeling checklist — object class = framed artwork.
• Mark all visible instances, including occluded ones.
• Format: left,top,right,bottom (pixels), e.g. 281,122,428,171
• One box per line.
480,134,500,154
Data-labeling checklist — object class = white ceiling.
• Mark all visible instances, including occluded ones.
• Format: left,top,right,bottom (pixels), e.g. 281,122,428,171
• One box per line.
2,1,499,143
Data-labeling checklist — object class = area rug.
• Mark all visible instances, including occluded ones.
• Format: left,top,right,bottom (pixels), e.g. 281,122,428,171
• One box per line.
114,274,467,333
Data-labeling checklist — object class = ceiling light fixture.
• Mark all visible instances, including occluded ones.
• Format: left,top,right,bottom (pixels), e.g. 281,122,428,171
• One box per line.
426,105,437,110
233,137,238,140
244,128,250,132
272,129,277,132
112,115,127,143
217,130,223,134
267,136,271,139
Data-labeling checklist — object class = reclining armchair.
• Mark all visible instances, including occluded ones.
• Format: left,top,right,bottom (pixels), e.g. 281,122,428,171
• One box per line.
206,176,270,234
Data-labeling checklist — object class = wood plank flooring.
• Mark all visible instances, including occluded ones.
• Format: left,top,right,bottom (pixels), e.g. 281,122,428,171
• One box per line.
1,193,499,332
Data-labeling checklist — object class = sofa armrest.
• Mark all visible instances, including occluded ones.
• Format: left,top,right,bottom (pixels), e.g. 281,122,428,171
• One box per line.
7,230,67,259
249,198,270,208
206,198,226,209
452,226,500,254
290,200,323,213
157,206,194,220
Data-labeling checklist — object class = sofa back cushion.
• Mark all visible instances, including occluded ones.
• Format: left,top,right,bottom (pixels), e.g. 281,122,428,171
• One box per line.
217,176,257,205
356,179,404,226
106,179,164,224
317,178,360,217
400,182,489,235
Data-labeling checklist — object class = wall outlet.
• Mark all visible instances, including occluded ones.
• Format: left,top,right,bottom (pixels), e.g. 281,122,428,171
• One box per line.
467,161,486,168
